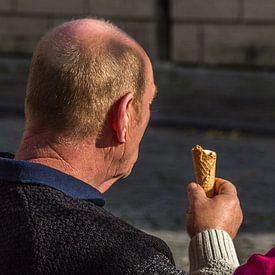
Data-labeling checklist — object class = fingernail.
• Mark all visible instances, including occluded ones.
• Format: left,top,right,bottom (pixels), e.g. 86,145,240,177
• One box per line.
188,182,197,191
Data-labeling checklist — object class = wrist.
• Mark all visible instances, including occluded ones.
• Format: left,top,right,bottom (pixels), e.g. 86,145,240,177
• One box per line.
189,229,239,272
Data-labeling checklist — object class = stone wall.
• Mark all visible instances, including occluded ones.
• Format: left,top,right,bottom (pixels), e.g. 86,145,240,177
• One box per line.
2,0,275,67
171,0,275,67
0,0,157,58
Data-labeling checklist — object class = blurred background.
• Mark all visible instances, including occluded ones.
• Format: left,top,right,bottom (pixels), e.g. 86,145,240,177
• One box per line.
1,0,275,270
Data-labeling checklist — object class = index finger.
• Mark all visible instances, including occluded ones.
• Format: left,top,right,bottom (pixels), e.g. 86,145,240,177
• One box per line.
215,178,237,195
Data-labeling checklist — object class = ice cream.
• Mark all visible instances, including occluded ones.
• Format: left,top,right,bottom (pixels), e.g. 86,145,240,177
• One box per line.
192,144,217,198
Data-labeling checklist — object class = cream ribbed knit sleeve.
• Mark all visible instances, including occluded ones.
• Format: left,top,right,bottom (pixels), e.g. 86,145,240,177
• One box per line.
189,229,239,275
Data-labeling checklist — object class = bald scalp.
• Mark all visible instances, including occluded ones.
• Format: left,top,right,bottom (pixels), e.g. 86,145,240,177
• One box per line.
25,19,146,139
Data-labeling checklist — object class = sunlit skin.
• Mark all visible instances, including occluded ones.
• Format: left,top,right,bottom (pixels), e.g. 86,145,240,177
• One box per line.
15,19,157,194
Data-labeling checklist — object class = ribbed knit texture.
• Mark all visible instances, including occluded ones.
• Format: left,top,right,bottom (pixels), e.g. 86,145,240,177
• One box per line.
189,229,239,274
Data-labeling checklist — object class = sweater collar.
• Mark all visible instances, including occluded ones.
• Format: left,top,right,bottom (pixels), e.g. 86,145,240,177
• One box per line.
0,152,105,207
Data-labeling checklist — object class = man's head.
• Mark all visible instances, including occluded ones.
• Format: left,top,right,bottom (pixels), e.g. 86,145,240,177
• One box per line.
23,18,156,184
25,18,153,139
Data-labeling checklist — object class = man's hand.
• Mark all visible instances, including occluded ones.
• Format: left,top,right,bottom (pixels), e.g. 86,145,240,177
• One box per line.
186,178,243,239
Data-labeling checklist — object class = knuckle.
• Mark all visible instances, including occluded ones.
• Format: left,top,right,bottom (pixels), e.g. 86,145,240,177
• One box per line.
186,208,192,215
227,196,240,209
231,184,237,193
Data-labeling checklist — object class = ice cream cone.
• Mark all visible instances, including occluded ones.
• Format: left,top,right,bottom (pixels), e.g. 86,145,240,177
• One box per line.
192,144,217,198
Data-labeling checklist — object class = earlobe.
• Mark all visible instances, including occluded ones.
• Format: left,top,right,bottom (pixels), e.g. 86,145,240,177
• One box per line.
112,93,134,143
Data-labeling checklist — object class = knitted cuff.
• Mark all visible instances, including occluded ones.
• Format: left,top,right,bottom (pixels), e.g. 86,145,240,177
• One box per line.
189,229,239,273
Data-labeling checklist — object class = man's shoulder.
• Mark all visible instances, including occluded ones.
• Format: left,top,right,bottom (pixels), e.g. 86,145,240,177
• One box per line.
0,182,180,274
28,184,172,254
5,182,170,251
26,183,176,272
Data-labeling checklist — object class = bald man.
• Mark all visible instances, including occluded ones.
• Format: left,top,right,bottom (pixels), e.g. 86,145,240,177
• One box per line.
0,19,242,274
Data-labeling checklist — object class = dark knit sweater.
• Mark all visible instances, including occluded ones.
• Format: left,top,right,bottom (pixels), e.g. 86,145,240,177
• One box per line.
0,182,183,275
0,155,184,275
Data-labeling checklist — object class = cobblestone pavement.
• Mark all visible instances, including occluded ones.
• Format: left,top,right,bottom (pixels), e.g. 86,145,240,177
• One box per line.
1,117,275,270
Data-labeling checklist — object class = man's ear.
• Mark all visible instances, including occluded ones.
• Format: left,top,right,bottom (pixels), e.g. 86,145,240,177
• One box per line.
112,93,134,143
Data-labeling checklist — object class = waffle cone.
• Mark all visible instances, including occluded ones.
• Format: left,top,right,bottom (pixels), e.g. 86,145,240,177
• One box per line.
192,145,217,197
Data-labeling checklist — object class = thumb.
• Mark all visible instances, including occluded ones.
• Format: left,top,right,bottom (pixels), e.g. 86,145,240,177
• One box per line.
187,182,207,204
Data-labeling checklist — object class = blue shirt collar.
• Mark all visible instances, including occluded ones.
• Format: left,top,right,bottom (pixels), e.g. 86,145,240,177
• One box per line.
0,153,105,207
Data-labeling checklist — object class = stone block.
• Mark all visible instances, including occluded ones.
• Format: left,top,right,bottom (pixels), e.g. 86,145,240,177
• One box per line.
0,0,13,11
171,24,200,63
244,0,275,21
89,0,156,19
171,0,239,20
17,0,85,14
116,21,157,59
0,16,49,54
204,25,275,66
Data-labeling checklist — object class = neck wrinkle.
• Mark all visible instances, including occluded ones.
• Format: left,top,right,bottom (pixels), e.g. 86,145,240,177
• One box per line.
15,133,119,194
